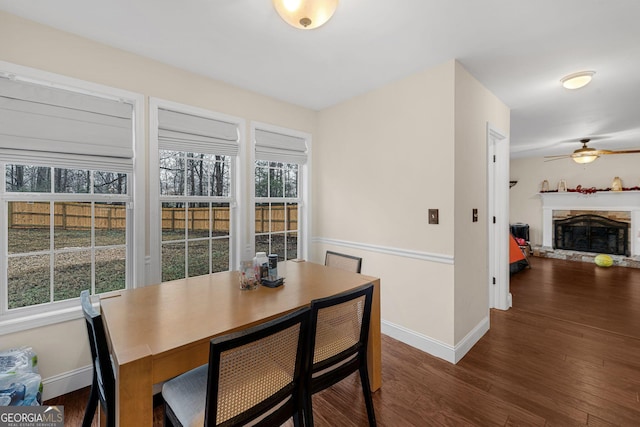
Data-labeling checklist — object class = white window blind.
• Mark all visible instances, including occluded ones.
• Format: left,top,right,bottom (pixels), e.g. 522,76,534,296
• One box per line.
255,129,307,164
158,108,239,156
0,77,133,172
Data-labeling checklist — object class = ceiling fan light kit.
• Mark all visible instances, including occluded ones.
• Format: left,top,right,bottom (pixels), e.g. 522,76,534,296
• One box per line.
571,141,600,164
273,0,339,29
560,71,595,90
571,152,599,164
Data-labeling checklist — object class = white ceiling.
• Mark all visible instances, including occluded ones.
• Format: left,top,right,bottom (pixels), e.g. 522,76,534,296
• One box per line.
2,0,640,158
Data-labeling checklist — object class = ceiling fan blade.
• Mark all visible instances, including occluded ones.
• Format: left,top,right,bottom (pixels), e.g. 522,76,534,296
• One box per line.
600,149,640,155
543,154,572,158
544,156,570,162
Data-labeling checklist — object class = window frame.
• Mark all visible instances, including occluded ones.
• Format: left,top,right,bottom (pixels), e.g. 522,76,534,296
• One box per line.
0,61,145,334
250,122,311,262
149,98,245,283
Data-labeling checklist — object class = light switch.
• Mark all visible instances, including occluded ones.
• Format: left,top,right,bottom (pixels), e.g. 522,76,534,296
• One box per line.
472,208,478,222
429,209,439,224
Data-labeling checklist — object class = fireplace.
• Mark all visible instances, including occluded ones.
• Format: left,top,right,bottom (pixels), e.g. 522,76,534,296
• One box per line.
539,191,640,258
554,214,629,256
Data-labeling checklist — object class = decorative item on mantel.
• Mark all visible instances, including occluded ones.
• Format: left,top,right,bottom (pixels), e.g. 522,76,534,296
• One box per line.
612,176,623,191
540,184,640,193
557,179,567,192
541,180,549,192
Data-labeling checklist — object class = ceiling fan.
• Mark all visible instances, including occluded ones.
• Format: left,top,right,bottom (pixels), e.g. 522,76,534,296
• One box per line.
544,138,640,164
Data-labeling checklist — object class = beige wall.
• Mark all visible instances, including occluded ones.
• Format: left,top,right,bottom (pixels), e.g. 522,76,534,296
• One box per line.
315,61,457,344
314,60,510,347
315,61,456,253
453,62,510,342
0,11,316,393
510,155,640,246
1,319,88,374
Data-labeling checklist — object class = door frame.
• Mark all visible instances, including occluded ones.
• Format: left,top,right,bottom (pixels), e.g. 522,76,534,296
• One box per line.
487,123,511,310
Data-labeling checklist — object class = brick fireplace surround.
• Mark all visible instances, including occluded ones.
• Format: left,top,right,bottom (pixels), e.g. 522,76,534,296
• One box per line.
536,191,640,268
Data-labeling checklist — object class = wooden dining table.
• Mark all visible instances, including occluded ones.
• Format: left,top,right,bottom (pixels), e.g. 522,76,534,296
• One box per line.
100,260,381,426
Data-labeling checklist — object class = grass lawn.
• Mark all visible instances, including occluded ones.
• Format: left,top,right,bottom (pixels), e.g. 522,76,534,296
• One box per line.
8,228,127,309
8,228,298,309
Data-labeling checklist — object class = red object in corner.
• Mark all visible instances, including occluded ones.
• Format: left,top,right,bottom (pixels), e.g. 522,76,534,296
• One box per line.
509,234,526,263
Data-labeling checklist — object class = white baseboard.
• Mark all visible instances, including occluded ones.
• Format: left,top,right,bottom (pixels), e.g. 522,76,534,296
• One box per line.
382,315,489,364
452,316,490,363
42,364,165,401
42,365,93,401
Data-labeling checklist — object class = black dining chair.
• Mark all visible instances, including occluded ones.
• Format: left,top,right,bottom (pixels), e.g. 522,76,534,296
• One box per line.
80,290,116,427
303,283,376,426
162,307,310,427
324,251,362,273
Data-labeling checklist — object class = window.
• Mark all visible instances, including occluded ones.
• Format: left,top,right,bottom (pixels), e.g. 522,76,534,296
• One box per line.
4,167,130,309
253,125,310,261
0,67,143,330
150,101,242,282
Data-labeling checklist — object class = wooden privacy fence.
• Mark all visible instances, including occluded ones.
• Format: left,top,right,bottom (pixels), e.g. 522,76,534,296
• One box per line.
255,205,298,233
8,201,126,230
162,206,230,233
9,202,298,233
162,205,298,233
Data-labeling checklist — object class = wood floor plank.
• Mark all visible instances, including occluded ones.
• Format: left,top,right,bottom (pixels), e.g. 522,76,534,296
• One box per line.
461,338,639,426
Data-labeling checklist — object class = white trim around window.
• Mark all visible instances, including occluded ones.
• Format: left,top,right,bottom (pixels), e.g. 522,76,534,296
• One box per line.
0,61,145,335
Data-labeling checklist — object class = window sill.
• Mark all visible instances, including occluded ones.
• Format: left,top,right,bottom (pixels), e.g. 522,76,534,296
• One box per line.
0,305,83,336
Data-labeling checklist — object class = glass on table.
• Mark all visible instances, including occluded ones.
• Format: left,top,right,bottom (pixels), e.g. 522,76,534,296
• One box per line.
239,260,258,290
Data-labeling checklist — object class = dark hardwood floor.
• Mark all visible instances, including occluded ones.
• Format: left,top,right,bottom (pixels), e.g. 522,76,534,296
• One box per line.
46,257,640,426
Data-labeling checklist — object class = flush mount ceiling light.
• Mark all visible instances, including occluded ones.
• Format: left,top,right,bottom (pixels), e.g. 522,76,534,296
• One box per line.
273,0,339,29
560,71,595,90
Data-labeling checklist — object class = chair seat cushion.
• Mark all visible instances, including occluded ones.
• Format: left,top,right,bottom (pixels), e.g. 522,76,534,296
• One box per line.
163,359,294,426
162,364,208,427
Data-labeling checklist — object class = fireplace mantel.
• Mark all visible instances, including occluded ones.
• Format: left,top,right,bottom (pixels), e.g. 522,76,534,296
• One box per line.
540,191,640,256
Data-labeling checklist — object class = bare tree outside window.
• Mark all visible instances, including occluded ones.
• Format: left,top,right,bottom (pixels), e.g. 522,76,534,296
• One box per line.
94,172,127,194
54,168,91,193
160,150,185,196
212,155,229,197
5,165,51,192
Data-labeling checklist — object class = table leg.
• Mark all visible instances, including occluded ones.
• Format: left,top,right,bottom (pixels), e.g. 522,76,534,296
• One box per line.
112,347,153,426
368,278,381,391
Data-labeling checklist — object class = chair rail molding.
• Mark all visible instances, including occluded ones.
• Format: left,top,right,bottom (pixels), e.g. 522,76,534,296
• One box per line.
312,237,454,265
